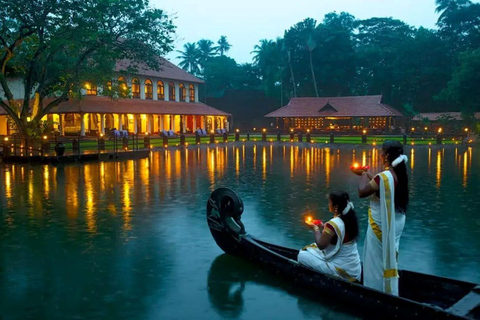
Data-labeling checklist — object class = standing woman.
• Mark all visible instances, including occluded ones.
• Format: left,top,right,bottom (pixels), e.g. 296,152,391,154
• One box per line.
357,140,409,295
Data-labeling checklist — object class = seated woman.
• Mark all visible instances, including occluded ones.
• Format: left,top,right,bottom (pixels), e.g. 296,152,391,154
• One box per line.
297,191,361,282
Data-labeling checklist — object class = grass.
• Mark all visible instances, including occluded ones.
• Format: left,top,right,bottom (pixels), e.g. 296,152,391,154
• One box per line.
8,134,469,155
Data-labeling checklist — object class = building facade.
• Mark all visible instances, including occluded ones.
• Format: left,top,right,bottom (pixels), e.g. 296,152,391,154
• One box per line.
0,58,231,136
265,95,403,133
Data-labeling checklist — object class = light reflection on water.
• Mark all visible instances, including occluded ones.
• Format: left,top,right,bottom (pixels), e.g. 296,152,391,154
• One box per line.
0,144,479,320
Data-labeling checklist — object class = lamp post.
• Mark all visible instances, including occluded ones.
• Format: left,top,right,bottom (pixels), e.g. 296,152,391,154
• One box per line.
436,127,442,145
262,128,267,142
362,129,367,144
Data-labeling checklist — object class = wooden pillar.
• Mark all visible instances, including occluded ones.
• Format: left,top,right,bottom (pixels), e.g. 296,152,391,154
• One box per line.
100,114,105,135
80,113,86,136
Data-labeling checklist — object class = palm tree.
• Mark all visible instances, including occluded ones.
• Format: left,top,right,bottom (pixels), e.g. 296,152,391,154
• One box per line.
435,0,471,24
216,36,232,56
306,34,319,97
197,39,216,69
176,42,200,75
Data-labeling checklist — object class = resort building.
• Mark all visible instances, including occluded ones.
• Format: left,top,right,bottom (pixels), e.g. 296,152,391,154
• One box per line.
265,95,403,132
412,112,480,132
0,58,231,136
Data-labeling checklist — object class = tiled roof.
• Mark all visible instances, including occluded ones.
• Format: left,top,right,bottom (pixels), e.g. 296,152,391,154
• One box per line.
413,112,480,121
115,58,204,84
265,95,403,118
0,96,229,116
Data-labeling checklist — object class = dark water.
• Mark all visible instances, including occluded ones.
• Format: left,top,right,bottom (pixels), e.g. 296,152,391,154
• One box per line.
1,144,479,320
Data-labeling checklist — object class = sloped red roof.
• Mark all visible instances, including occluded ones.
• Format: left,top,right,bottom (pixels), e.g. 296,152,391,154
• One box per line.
265,95,403,118
115,58,204,84
54,96,229,116
0,96,229,116
413,112,480,121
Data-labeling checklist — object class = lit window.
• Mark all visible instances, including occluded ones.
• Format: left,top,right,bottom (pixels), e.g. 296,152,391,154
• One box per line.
145,79,153,99
118,76,128,97
157,81,164,100
169,81,175,101
85,82,97,96
132,78,140,98
179,83,186,101
189,84,195,102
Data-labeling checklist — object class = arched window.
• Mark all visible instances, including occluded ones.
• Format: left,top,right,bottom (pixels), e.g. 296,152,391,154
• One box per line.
157,80,164,100
145,79,153,99
179,83,186,101
118,76,128,97
132,77,140,98
169,81,175,101
189,84,195,102
85,82,97,96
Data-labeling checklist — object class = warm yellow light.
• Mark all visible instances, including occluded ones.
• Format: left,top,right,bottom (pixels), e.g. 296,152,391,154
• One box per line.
438,128,443,133
211,130,214,134
43,135,47,140
145,132,149,136
4,137,8,142
362,130,367,134
411,127,415,131
373,142,377,146
352,162,359,169
185,143,189,146
424,127,428,131
27,117,31,122
305,216,313,224
307,129,310,133
464,128,468,132
236,129,239,133
85,82,91,90
262,128,266,132
164,145,168,148
290,129,293,132
100,133,104,137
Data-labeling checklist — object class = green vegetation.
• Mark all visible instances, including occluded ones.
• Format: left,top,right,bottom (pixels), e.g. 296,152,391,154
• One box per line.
0,0,176,138
176,0,480,125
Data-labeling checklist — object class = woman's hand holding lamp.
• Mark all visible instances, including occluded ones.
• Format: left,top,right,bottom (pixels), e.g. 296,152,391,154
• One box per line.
350,163,370,176
305,216,323,229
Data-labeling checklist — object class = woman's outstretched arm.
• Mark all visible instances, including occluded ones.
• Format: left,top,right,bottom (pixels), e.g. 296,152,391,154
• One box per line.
358,171,376,198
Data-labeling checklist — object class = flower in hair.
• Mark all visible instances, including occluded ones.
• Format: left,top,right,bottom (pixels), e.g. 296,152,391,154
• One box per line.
342,201,354,215
392,155,408,167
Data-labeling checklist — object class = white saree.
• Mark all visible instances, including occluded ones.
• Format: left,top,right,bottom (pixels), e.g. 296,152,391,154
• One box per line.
363,170,406,295
298,217,361,282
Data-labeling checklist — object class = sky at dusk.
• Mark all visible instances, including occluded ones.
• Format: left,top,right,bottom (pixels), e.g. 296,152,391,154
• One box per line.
152,0,475,65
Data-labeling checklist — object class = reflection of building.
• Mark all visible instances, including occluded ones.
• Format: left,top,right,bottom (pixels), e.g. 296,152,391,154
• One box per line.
0,58,230,136
265,95,402,132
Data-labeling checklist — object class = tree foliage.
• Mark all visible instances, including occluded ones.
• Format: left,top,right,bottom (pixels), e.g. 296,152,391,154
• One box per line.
0,0,175,137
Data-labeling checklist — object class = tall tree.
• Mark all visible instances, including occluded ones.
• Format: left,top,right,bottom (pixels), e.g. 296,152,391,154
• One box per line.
197,39,216,71
176,42,200,75
216,36,232,56
0,0,175,138
435,0,471,25
284,18,319,97
437,49,480,117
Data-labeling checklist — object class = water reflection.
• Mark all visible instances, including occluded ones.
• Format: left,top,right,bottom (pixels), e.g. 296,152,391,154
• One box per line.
0,144,479,320
208,254,362,320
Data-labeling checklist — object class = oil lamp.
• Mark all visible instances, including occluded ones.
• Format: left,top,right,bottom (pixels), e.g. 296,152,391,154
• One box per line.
305,216,322,226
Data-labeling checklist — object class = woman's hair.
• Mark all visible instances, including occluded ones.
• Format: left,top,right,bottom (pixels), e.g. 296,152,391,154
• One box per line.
382,140,409,213
329,191,359,240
